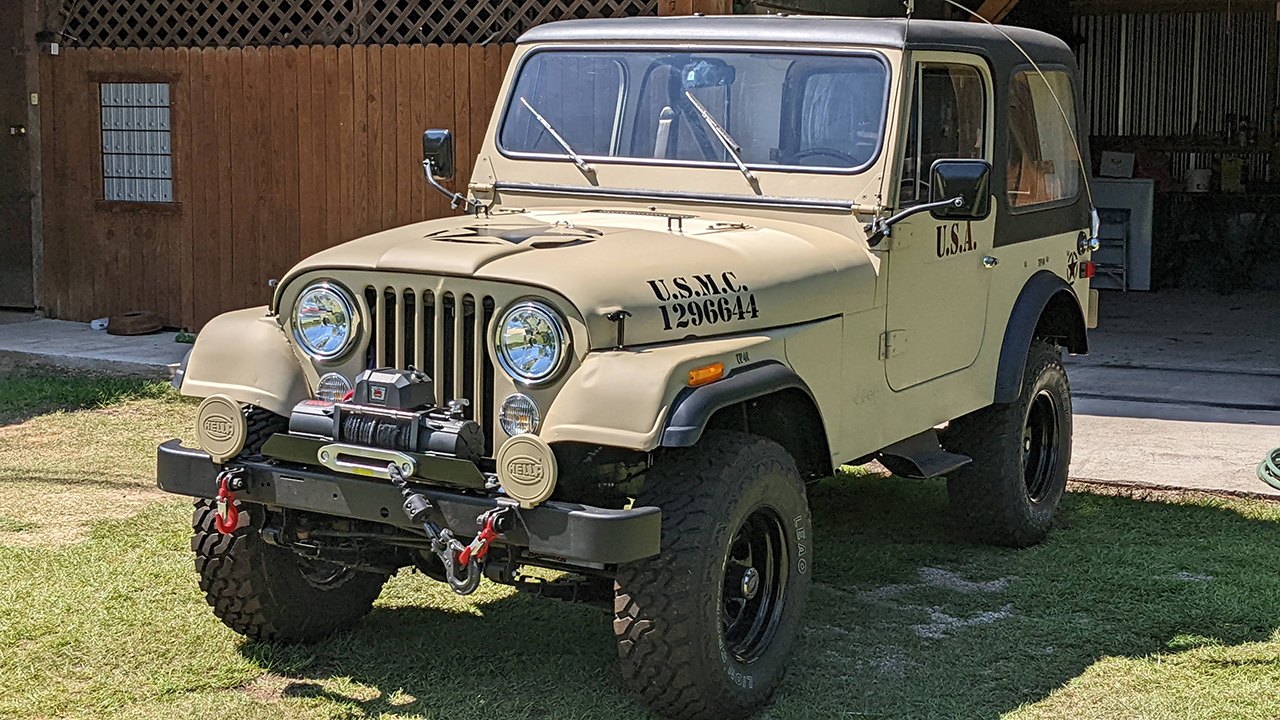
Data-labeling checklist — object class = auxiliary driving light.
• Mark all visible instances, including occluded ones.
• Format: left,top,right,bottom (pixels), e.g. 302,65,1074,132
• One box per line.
495,432,558,509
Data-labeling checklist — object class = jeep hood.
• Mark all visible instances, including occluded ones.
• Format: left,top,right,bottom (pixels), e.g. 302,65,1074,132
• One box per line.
283,209,878,350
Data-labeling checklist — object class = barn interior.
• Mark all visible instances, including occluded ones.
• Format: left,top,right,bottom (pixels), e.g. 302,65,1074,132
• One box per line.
747,0,1280,294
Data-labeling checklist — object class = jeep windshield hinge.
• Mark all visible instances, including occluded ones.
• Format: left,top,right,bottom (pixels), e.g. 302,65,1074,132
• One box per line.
864,197,963,247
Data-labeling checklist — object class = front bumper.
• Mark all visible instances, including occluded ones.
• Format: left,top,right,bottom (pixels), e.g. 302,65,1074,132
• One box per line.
157,440,661,565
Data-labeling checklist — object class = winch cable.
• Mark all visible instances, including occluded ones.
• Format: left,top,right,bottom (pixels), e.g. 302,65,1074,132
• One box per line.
387,462,499,595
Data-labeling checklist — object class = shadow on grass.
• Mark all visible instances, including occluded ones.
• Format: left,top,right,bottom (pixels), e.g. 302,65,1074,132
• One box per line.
238,473,1280,719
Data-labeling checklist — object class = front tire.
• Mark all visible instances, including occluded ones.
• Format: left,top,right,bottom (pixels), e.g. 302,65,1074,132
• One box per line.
614,431,811,720
192,406,389,643
945,340,1073,547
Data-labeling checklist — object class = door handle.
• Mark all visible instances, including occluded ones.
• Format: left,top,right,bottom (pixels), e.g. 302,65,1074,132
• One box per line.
982,256,999,268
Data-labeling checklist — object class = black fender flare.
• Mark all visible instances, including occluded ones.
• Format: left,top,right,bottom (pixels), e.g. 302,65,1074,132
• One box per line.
660,360,819,448
993,270,1088,404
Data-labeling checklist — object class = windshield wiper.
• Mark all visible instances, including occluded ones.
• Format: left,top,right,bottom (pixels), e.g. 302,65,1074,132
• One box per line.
519,97,594,179
684,90,757,191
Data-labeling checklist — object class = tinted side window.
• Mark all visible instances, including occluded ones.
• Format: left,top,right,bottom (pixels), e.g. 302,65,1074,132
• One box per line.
1007,70,1080,208
900,64,986,206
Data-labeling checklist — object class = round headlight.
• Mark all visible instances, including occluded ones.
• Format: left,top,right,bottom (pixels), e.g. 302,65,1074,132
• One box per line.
293,282,356,360
495,301,569,385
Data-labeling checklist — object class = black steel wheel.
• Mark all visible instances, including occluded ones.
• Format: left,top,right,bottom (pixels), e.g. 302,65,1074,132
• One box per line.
1022,389,1062,502
722,508,789,664
614,431,811,720
945,340,1073,547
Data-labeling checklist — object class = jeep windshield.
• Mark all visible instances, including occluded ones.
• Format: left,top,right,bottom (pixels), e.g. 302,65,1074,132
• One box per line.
498,49,890,174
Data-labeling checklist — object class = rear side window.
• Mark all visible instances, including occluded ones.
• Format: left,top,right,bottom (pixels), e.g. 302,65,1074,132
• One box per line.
1007,70,1079,209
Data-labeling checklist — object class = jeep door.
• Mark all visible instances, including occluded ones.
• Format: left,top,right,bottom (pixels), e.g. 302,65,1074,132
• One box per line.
883,53,996,391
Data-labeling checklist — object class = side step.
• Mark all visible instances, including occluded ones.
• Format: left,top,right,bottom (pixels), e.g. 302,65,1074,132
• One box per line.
876,429,971,479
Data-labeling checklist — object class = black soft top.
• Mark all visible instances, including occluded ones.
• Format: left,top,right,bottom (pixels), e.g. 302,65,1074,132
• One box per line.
517,15,1076,69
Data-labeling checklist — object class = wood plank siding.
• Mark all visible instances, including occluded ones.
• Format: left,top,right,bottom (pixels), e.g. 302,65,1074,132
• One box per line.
38,44,512,328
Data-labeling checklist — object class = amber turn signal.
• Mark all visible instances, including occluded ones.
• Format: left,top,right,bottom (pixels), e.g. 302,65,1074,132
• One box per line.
688,362,725,387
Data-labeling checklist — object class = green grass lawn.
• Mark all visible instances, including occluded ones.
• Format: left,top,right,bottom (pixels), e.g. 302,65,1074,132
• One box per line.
3,374,1280,719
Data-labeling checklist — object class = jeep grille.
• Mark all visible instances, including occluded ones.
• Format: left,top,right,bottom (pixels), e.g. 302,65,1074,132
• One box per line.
360,285,497,456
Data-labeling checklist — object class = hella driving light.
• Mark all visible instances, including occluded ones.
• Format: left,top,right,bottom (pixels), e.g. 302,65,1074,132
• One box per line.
293,282,356,360
495,301,569,385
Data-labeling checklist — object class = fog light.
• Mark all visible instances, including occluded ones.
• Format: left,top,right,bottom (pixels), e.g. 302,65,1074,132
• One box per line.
499,393,540,436
196,394,247,464
315,372,352,403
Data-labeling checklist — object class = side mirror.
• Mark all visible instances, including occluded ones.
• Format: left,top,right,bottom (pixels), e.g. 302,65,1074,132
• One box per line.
929,159,991,220
422,129,455,180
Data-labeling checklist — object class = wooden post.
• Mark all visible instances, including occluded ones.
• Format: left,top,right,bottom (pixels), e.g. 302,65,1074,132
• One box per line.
973,0,1023,22
659,0,733,15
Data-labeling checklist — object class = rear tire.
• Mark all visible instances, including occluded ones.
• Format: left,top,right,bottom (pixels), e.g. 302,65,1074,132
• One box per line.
192,406,389,643
614,431,811,720
944,340,1073,547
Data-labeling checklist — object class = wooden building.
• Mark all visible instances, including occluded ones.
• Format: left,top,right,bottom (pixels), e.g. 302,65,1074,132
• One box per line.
1,0,727,329
2,0,1277,330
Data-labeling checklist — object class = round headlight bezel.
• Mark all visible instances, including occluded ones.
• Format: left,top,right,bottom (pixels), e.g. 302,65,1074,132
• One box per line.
292,281,358,362
494,299,571,387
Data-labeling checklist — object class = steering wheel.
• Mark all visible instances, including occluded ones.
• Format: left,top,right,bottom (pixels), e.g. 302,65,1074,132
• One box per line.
791,147,858,165
899,176,930,204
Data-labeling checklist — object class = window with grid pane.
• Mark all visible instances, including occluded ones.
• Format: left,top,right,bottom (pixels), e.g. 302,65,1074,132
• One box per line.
99,82,173,203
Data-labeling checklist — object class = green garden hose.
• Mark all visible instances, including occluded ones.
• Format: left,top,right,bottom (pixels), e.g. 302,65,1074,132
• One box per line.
1260,448,1280,492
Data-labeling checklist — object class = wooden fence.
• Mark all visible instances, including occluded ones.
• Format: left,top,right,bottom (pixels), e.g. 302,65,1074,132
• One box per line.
39,43,513,328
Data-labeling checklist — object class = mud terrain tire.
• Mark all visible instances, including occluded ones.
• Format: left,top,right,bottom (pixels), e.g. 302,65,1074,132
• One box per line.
192,407,389,643
614,431,811,720
945,340,1073,547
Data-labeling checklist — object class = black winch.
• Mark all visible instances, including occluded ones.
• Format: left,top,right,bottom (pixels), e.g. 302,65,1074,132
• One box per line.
288,368,485,463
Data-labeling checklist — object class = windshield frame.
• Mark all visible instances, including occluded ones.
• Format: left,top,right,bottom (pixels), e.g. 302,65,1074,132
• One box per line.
494,44,894,177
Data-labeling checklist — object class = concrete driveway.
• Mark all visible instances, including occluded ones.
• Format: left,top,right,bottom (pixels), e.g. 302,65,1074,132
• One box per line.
1065,290,1280,497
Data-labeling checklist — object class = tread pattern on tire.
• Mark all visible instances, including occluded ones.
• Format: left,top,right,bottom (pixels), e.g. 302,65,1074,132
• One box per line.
192,407,387,643
241,405,288,458
614,430,809,720
945,340,1072,547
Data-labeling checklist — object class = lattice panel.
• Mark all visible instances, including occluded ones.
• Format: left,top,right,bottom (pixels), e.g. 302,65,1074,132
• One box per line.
62,0,659,48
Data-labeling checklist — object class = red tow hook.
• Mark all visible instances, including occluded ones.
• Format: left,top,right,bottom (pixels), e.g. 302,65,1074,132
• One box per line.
214,473,241,534
458,512,503,567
